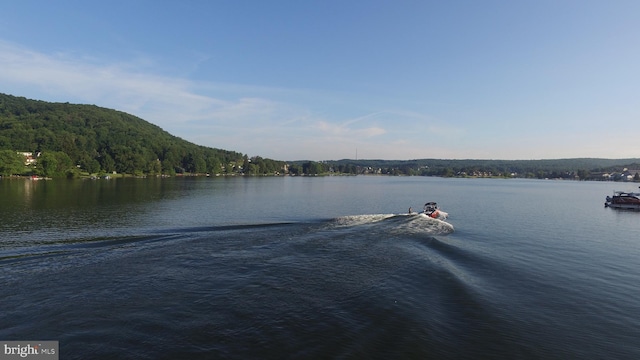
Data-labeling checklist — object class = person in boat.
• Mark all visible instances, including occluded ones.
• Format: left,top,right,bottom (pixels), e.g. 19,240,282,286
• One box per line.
423,203,433,214
423,202,438,217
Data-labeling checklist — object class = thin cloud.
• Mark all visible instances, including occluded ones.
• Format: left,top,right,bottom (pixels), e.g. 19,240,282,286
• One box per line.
355,127,387,137
313,112,389,139
0,39,484,160
0,40,300,135
342,112,384,126
0,40,215,115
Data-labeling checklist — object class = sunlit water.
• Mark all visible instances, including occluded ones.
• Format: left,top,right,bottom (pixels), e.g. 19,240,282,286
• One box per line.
1,176,639,359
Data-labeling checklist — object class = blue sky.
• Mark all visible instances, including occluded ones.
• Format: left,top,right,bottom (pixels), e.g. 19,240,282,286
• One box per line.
1,1,639,161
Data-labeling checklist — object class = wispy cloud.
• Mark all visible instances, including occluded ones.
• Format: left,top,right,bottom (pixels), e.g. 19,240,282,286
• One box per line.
311,112,395,140
0,39,466,160
0,40,305,143
0,40,218,118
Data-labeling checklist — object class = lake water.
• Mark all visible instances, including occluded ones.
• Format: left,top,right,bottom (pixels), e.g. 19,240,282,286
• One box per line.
1,176,639,359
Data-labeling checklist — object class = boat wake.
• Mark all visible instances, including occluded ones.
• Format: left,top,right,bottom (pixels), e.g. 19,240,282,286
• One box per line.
329,213,454,236
0,214,453,276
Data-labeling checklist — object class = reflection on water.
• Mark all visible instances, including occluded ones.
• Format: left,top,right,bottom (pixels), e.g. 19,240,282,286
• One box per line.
1,178,177,243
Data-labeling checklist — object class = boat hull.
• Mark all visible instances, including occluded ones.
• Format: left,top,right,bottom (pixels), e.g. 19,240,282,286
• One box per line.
605,203,640,210
434,210,448,220
605,190,640,210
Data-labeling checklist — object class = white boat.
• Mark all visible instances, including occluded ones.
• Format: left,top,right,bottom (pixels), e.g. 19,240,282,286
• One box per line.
423,202,448,220
605,188,640,210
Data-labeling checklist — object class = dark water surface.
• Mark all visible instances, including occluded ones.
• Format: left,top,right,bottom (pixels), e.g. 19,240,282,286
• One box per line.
1,176,639,359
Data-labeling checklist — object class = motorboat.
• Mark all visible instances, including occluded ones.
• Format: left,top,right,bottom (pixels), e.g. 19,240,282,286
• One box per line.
605,189,640,210
423,202,448,220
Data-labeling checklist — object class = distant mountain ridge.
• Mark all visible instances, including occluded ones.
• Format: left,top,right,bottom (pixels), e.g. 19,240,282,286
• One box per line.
320,158,640,179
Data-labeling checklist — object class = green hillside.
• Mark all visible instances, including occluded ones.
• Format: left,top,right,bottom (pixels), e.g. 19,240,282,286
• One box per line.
0,93,285,177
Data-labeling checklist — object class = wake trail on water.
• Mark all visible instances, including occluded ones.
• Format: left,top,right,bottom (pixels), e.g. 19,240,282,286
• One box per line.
328,213,454,236
0,214,453,277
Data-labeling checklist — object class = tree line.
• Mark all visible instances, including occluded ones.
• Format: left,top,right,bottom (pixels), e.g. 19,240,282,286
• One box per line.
291,158,640,181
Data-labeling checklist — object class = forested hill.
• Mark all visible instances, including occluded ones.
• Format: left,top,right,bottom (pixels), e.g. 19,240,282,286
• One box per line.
0,93,285,176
